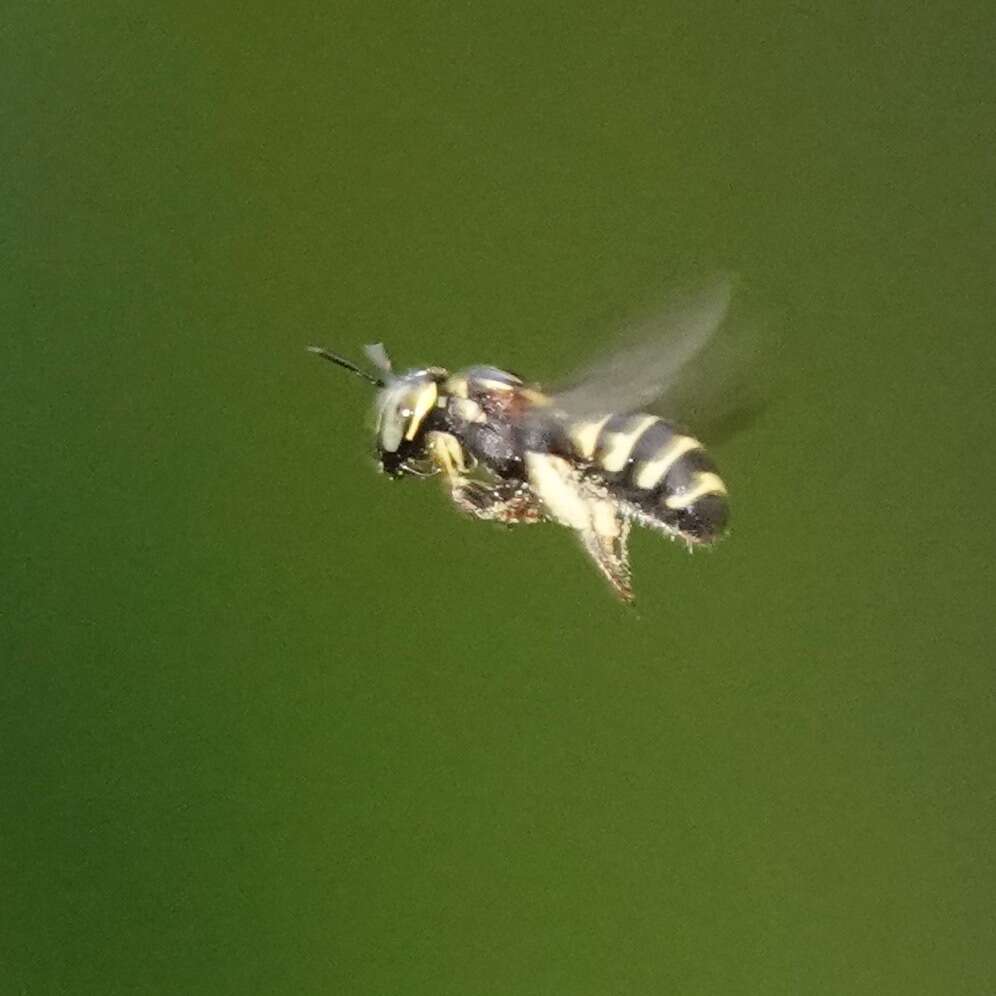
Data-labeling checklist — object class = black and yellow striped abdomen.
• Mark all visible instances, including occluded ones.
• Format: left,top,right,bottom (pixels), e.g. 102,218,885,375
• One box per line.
566,413,729,543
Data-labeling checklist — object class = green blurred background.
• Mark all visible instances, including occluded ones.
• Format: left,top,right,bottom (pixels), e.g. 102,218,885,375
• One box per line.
4,3,994,993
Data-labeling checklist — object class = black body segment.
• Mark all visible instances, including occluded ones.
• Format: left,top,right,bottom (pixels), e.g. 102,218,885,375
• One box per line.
457,417,522,478
624,419,677,471
661,446,719,495
669,492,729,543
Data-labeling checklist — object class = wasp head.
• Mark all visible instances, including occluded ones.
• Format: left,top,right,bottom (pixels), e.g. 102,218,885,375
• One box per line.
373,366,449,476
308,343,448,478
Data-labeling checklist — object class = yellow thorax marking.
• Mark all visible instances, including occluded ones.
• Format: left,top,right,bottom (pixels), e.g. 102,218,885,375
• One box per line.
404,383,438,441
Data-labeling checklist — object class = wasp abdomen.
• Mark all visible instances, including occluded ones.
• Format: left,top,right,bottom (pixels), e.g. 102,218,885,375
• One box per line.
569,413,729,544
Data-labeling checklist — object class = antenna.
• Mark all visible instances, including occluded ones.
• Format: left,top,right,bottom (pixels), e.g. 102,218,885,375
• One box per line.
307,346,386,388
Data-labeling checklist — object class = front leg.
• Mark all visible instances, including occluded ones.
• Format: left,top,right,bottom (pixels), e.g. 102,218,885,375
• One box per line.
426,430,542,526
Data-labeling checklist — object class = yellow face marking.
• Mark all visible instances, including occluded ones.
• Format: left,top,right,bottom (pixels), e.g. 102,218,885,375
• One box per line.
664,471,728,509
568,415,613,461
445,374,469,398
633,435,701,490
404,382,438,441
598,415,659,473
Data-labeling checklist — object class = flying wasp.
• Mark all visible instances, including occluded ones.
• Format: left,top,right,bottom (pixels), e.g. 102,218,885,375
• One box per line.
309,278,739,602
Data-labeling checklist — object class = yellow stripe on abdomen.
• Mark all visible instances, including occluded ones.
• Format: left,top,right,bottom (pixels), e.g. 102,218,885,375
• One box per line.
632,434,701,489
567,415,612,460
596,415,659,473
664,471,728,509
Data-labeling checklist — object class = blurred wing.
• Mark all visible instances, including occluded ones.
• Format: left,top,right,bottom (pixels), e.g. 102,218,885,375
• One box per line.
645,311,774,443
550,275,735,420
548,274,774,442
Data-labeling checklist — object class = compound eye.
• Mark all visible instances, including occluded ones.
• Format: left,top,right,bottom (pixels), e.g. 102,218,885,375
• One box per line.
379,412,405,453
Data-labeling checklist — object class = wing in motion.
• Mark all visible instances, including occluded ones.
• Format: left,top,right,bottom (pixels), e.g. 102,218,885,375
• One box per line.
548,274,736,420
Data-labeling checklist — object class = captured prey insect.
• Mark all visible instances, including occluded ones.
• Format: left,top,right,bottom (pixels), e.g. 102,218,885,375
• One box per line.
309,279,738,602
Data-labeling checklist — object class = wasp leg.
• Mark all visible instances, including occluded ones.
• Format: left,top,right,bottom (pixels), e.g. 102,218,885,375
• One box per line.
450,480,544,525
579,510,633,603
427,431,471,477
426,431,541,526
